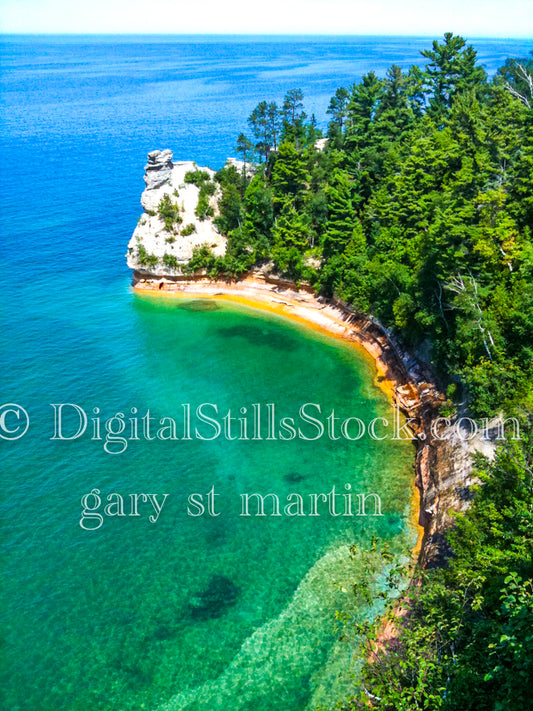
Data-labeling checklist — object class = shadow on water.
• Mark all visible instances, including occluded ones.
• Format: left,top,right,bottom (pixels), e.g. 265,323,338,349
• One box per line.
283,471,305,484
214,323,298,351
177,299,222,312
133,295,221,314
189,574,240,621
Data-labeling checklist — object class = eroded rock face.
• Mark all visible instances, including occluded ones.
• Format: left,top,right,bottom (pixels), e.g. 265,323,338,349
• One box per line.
141,150,175,212
127,151,227,278
144,149,174,190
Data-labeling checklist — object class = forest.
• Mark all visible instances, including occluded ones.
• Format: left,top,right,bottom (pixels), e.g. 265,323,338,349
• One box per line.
184,33,533,709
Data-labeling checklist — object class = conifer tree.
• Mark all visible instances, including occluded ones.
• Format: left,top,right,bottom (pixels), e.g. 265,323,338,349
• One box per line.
270,141,309,210
422,32,487,124
281,89,307,145
323,168,356,258
271,198,308,278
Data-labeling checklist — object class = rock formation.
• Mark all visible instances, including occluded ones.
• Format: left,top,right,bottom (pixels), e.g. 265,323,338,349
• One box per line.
127,150,227,279
143,149,173,190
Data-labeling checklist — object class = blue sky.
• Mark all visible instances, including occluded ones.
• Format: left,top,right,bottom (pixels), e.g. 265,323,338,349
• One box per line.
0,0,532,37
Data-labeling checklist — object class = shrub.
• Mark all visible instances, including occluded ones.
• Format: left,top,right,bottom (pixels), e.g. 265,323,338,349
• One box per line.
184,169,211,186
195,192,214,221
158,194,182,231
181,223,196,236
184,245,217,274
162,253,179,269
137,243,159,268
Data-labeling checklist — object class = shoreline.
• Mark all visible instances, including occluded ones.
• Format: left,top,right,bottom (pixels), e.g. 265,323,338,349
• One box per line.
133,274,443,559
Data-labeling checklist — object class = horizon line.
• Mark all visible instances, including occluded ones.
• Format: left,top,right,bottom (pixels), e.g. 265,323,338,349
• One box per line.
1,31,533,41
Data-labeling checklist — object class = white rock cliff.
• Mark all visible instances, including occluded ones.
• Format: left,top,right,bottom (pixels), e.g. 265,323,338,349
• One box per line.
127,150,227,279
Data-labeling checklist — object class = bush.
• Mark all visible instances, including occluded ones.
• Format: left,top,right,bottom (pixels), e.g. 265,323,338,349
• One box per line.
184,169,211,186
184,245,217,274
137,243,159,268
162,253,179,269
195,192,214,221
181,223,196,236
158,194,182,231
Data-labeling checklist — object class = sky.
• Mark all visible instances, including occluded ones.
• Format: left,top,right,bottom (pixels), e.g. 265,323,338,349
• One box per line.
0,0,532,37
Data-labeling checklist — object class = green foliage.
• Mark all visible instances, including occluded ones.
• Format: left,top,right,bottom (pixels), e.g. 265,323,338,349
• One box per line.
162,253,179,269
184,33,533,416
327,87,350,147
183,243,251,281
421,32,488,124
158,194,182,231
322,168,357,258
136,243,158,269
248,100,281,162
183,245,217,275
271,140,309,210
349,429,533,711
195,178,216,221
215,184,242,235
281,88,307,145
271,198,309,279
184,168,211,186
181,223,196,236
234,133,255,164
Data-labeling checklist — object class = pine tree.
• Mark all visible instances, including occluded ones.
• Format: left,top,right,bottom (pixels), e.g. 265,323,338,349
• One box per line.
248,101,273,162
270,141,309,210
271,198,309,278
323,169,356,258
281,89,307,145
242,173,274,254
422,32,487,124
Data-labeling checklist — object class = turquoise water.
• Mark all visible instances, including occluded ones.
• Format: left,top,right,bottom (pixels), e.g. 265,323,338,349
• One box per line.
2,35,532,710
3,294,417,710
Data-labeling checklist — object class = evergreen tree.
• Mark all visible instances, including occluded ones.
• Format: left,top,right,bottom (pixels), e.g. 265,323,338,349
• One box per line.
270,141,309,210
271,199,309,278
345,73,383,149
234,133,254,165
248,101,273,162
323,168,357,258
422,32,487,124
281,88,307,145
267,101,282,151
242,172,274,257
327,86,350,147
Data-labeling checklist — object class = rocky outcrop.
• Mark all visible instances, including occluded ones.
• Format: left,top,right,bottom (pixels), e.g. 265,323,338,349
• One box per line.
225,157,256,177
127,150,226,278
144,149,173,191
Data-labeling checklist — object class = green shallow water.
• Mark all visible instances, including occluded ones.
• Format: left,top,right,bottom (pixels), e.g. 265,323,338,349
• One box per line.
2,295,417,711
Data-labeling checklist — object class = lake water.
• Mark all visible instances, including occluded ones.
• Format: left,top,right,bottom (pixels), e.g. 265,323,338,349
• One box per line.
1,34,532,711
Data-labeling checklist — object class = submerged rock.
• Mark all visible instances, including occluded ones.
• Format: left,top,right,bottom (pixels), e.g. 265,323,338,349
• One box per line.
178,299,221,312
284,471,304,484
189,574,240,621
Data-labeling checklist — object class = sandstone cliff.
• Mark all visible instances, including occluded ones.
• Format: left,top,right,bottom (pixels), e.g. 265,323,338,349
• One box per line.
126,150,227,279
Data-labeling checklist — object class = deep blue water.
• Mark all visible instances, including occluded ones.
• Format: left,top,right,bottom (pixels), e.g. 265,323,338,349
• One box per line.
2,34,532,290
1,35,533,711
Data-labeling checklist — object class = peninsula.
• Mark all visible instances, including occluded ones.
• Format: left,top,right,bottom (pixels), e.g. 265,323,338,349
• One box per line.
127,33,533,708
